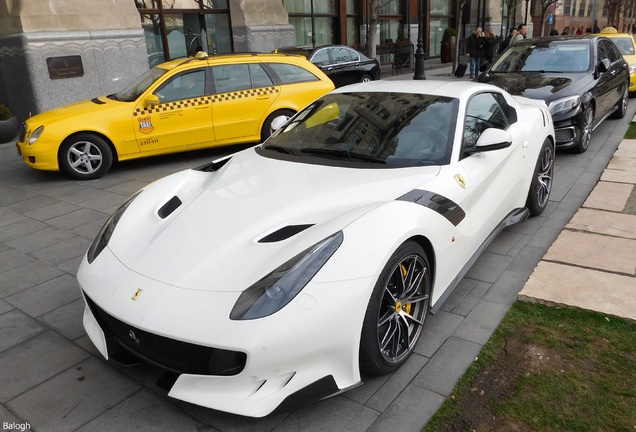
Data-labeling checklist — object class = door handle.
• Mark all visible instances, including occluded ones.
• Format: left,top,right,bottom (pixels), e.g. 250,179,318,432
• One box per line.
257,94,270,100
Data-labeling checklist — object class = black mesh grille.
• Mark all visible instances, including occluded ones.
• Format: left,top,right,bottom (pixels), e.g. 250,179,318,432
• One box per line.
84,293,246,376
18,123,27,142
555,128,575,144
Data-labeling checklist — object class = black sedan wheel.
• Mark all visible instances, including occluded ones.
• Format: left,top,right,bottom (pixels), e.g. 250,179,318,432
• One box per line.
360,241,431,375
59,133,113,180
360,74,372,83
526,139,554,216
573,104,593,154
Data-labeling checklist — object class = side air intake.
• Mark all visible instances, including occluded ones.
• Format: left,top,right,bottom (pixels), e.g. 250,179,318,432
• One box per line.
157,196,182,219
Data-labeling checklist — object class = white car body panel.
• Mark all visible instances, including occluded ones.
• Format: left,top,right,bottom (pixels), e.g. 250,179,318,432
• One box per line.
78,80,554,417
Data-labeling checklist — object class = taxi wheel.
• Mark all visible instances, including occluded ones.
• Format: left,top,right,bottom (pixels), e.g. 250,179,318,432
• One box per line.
59,133,113,180
261,109,295,143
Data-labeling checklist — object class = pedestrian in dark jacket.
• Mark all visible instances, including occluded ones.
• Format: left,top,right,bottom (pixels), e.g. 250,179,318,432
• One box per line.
466,27,485,79
499,28,517,53
483,30,500,65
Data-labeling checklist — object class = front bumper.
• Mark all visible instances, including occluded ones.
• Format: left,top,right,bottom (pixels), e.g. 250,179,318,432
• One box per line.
552,113,583,150
16,138,60,171
77,248,371,417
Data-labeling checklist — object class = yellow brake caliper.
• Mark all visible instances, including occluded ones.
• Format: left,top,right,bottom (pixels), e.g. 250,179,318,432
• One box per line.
398,264,412,314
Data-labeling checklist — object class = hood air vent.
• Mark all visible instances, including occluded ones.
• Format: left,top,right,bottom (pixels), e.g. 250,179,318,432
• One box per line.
158,196,182,219
258,224,314,243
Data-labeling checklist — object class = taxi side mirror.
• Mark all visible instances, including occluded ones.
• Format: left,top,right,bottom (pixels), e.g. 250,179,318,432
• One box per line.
144,95,160,107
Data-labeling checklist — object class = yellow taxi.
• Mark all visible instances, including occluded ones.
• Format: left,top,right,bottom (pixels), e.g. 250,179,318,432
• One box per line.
16,52,335,179
595,27,636,95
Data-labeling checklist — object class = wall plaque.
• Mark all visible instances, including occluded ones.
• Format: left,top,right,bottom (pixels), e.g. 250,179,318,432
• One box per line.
46,56,84,79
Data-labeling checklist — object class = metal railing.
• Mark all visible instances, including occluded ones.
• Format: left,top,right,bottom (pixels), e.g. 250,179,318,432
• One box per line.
358,44,414,76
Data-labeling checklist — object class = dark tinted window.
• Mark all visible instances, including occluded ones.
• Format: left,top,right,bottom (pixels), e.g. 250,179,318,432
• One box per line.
601,39,621,62
493,42,591,73
268,63,320,84
263,92,459,167
331,47,357,63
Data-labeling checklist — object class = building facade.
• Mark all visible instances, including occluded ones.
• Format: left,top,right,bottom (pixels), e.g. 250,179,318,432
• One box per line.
5,0,622,123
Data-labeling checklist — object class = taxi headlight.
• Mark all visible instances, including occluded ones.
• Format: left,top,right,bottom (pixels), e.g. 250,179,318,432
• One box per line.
230,231,343,320
629,64,636,75
28,126,44,144
87,191,141,263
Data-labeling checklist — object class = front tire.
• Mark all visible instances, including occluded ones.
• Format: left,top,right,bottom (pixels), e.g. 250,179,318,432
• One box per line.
526,138,554,216
360,241,431,375
573,104,593,154
58,133,113,180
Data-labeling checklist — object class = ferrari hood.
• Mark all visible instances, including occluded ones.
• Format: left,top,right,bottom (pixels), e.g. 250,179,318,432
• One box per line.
478,72,592,103
108,148,440,292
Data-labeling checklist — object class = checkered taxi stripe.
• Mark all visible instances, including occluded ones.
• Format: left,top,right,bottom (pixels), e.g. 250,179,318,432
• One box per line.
134,87,280,116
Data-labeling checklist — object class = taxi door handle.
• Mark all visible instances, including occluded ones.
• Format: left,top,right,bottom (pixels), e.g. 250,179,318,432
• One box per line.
257,94,271,100
194,105,208,110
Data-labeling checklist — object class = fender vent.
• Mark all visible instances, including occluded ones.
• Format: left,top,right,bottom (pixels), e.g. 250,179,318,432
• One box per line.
259,224,314,243
91,97,106,105
158,196,182,219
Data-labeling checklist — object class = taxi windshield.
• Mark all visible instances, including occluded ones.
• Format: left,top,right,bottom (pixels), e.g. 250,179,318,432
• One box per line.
113,67,168,102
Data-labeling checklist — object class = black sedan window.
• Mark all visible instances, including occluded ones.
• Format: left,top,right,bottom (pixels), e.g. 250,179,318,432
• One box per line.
492,42,591,73
262,92,458,167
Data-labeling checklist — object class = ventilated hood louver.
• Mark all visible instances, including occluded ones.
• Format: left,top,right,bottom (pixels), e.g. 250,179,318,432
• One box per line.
258,224,314,243
158,196,182,219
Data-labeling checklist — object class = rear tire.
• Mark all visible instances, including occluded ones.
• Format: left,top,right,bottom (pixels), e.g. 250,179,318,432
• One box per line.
260,109,295,143
526,138,554,216
360,241,431,375
360,74,372,83
58,133,113,180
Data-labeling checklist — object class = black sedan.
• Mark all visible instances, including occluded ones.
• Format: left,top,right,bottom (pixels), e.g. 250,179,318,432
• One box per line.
275,45,380,88
478,35,629,153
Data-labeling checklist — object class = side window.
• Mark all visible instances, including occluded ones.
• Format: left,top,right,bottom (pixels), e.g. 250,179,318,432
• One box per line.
463,93,510,149
212,64,251,94
332,47,356,63
249,63,274,88
267,63,320,84
605,40,622,62
155,69,206,103
597,41,608,62
311,49,330,66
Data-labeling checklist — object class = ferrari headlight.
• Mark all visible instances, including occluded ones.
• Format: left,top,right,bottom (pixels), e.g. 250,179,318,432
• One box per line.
86,191,141,263
230,231,343,320
548,95,582,117
28,126,44,144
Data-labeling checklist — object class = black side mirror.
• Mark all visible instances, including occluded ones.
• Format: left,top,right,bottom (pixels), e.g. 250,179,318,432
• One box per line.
598,58,611,73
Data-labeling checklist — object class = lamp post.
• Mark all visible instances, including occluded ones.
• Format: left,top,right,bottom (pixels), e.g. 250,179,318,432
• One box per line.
413,0,426,79
310,0,316,48
524,0,530,27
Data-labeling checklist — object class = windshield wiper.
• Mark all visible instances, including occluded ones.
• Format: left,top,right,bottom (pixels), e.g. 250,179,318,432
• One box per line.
300,147,386,164
262,144,297,155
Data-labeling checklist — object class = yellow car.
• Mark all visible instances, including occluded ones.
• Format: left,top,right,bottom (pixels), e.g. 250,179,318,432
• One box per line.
596,28,636,95
16,52,335,179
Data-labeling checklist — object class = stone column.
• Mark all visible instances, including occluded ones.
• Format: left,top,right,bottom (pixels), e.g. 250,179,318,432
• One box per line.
0,0,148,121
229,0,296,52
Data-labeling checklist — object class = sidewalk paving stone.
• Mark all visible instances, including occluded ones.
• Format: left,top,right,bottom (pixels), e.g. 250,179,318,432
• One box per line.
567,207,636,239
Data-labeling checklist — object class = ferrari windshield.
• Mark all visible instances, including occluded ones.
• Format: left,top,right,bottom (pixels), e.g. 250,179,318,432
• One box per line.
112,67,168,102
262,92,458,167
492,42,591,73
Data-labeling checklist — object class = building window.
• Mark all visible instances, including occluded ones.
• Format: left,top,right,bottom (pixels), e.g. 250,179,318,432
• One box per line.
284,0,338,46
135,0,232,67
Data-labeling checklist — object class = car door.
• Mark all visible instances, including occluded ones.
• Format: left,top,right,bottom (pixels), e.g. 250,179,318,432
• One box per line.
210,62,280,143
457,92,527,240
602,39,628,107
133,67,213,153
594,40,615,119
